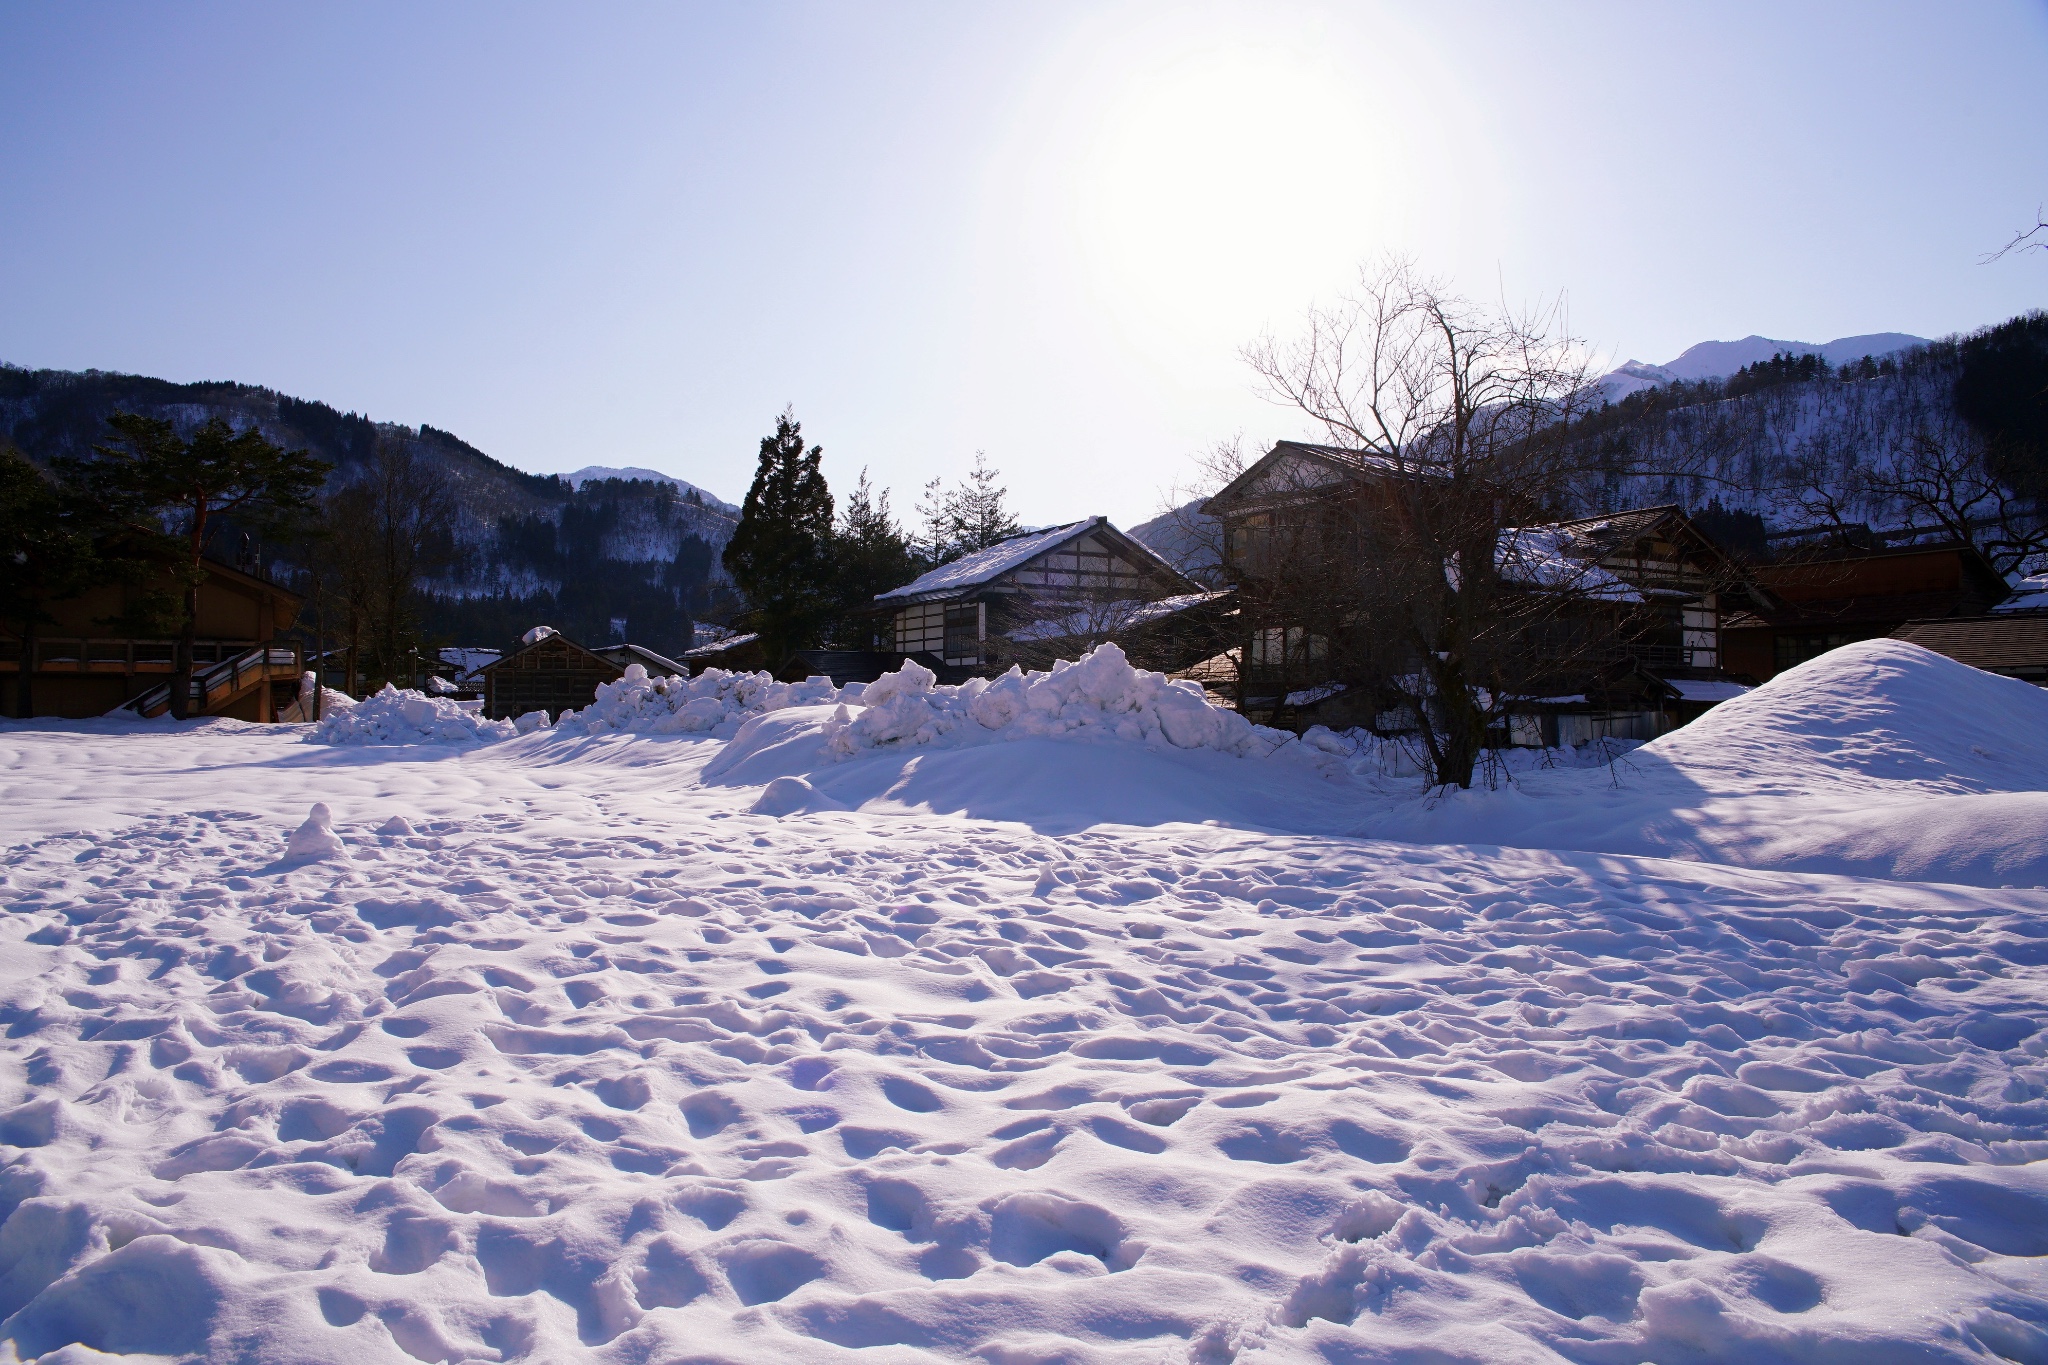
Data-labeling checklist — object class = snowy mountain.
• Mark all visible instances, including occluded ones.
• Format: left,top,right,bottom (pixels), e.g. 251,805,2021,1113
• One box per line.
1595,330,1929,402
566,464,738,513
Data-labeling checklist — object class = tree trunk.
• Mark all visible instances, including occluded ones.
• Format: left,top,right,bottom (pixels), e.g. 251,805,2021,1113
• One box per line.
15,617,33,719
169,507,207,721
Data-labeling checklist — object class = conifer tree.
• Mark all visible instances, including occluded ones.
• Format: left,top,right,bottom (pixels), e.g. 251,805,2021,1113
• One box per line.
0,447,109,717
916,451,1022,563
722,409,836,664
831,468,918,644
59,414,328,718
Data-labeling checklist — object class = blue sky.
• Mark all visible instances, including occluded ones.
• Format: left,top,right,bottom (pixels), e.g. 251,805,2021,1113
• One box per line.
3,2,2045,526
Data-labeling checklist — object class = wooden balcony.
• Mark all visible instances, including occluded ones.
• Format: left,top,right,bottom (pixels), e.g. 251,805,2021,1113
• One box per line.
0,637,264,674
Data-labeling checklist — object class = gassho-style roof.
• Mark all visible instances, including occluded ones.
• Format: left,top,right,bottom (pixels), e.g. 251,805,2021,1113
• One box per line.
873,518,1192,608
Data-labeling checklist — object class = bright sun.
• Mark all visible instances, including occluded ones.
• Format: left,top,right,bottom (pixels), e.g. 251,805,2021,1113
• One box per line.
1070,37,1414,341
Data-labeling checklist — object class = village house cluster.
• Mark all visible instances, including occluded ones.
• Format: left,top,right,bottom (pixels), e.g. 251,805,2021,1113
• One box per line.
5,440,2044,730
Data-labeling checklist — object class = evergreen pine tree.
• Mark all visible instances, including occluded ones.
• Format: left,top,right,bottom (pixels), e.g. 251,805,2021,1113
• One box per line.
722,409,836,665
0,447,110,717
831,468,918,644
915,451,1022,564
58,415,328,718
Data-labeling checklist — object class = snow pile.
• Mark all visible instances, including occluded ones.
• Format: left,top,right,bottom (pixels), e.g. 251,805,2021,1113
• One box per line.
554,664,843,738
1392,640,2048,887
282,801,346,861
275,672,358,723
308,683,516,745
815,644,1289,760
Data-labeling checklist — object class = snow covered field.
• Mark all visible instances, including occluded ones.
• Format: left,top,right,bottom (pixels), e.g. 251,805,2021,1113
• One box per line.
0,644,2044,1363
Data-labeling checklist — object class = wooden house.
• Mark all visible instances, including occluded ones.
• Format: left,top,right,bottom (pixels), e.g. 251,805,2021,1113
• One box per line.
1201,439,1758,736
1720,541,2011,681
477,630,622,720
681,632,768,676
1,553,303,720
865,518,1214,678
1893,585,2048,685
594,643,688,678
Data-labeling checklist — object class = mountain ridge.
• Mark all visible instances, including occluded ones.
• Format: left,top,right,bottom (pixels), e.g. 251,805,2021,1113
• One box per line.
1597,330,1929,402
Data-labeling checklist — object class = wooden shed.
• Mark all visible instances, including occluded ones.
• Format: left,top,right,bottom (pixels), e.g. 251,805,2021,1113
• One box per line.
478,631,622,720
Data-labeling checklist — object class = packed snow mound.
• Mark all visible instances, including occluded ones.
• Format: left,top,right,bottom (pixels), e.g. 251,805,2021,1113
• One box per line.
1388,641,2048,887
701,646,1323,833
755,644,1289,767
555,664,844,738
283,801,345,861
308,683,516,745
1638,638,2048,796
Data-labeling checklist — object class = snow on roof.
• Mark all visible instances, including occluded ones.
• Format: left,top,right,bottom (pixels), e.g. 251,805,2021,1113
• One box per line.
1005,590,1230,643
1666,678,1753,702
682,631,759,658
439,647,501,678
1495,526,1643,601
874,519,1103,604
601,642,689,675
1994,572,2048,613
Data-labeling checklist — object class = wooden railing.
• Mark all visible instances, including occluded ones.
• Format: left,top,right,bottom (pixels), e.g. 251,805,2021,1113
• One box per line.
0,638,261,673
116,644,303,718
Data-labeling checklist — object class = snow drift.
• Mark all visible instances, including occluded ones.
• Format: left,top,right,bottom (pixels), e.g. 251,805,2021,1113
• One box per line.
711,644,1291,781
700,646,1339,834
556,665,842,738
1393,640,2048,888
309,684,517,745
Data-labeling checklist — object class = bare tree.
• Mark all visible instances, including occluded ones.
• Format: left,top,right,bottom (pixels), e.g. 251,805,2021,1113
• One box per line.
1238,258,1619,788
304,435,457,692
1869,425,2048,576
1150,436,1248,589
364,436,458,684
1983,206,2047,264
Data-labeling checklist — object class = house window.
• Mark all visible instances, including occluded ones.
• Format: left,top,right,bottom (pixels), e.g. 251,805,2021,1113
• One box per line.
894,603,946,655
1248,626,1327,668
1680,602,1718,668
1774,631,1859,671
943,603,984,666
1230,514,1272,568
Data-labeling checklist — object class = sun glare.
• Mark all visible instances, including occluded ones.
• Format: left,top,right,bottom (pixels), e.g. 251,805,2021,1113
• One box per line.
1071,38,1413,344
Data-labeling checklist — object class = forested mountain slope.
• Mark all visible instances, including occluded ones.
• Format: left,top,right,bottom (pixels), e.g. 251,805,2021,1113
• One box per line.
1565,314,2048,565
0,364,738,654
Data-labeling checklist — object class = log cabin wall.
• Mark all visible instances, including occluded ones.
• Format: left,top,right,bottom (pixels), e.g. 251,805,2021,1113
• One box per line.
481,635,623,720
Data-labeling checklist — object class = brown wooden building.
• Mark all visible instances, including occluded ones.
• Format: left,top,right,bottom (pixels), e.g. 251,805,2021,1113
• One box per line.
1893,607,2048,686
1721,541,2011,681
2,555,303,720
1200,439,1759,737
477,630,623,719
